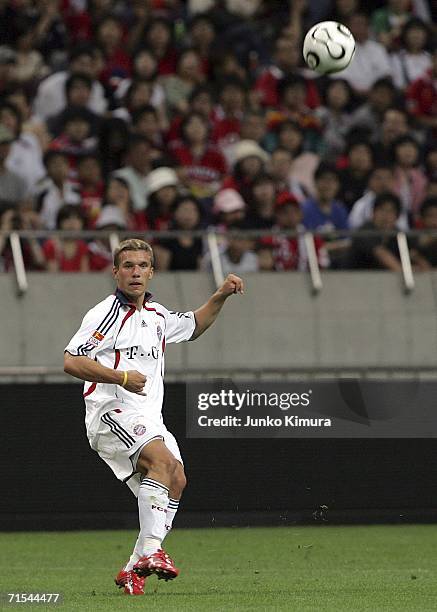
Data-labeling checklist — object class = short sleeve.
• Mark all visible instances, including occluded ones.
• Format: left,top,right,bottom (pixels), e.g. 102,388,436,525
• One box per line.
64,299,118,358
161,306,196,344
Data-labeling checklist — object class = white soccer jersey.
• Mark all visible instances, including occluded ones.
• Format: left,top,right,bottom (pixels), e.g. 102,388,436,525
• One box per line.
64,288,196,435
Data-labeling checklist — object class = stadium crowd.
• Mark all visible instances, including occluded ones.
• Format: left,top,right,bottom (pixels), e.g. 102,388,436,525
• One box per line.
0,0,435,273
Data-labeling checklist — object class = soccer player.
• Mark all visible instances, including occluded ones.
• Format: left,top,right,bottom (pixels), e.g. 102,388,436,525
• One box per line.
64,238,244,595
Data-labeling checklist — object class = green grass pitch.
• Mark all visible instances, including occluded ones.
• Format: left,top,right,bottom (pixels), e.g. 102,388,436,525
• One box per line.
0,525,436,611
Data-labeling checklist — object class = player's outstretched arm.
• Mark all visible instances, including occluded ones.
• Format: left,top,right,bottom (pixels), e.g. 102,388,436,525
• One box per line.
191,273,244,341
63,353,147,394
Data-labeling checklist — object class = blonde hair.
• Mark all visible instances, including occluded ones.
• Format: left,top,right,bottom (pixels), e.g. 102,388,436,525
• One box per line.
113,239,154,267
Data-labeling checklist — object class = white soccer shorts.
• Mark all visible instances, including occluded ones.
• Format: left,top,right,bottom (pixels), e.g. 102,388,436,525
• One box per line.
87,401,183,497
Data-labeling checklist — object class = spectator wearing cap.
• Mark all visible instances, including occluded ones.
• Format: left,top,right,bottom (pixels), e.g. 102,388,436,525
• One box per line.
155,195,204,271
0,124,29,216
334,13,391,96
145,166,180,231
406,46,437,136
113,135,153,211
350,192,427,270
302,163,349,262
0,101,45,193
33,45,107,121
42,205,89,272
222,139,269,203
262,192,329,271
391,135,428,221
89,205,128,272
34,150,81,230
171,112,227,200
212,188,247,229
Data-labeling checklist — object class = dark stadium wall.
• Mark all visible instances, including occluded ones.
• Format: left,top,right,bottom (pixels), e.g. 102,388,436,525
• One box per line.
2,384,437,531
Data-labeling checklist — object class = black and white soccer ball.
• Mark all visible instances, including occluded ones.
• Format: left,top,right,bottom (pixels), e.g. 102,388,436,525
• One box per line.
303,21,355,75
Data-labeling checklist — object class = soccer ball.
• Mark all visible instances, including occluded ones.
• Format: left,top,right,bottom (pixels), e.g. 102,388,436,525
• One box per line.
303,21,355,75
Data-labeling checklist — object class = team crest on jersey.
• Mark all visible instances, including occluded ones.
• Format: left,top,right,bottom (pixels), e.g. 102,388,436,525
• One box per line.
156,324,162,342
133,424,147,436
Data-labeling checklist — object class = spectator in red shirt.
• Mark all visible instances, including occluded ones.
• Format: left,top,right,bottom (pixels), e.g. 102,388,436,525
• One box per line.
43,204,89,272
406,46,437,136
171,111,227,200
167,84,215,144
49,108,97,176
261,192,329,271
268,75,323,153
145,166,180,230
76,154,104,228
211,76,247,157
254,37,320,109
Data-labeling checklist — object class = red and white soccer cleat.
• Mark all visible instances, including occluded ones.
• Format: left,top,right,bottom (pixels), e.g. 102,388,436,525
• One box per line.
133,549,179,581
114,568,146,595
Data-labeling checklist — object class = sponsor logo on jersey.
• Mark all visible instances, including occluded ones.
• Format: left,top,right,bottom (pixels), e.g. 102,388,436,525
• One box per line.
141,320,147,327
133,423,147,436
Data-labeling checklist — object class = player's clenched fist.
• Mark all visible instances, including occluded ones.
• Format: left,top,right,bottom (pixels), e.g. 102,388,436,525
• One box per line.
122,370,148,395
219,274,244,297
